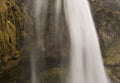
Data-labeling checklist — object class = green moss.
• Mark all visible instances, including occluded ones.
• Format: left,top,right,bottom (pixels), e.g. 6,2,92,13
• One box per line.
38,67,67,83
104,39,120,64
103,39,120,83
0,0,32,76
6,20,16,46
0,0,7,12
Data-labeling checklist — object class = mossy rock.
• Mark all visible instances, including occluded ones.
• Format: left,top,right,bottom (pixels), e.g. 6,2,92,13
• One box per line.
104,39,120,65
38,67,67,83
103,39,120,83
0,0,33,77
90,0,120,48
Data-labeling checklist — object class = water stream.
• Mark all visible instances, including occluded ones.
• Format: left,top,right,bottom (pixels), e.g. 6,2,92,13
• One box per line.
31,0,111,83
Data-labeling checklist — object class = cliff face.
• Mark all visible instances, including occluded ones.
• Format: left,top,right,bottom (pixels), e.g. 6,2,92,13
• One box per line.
0,0,32,77
90,0,120,82
90,0,120,49
0,0,69,82
103,39,120,83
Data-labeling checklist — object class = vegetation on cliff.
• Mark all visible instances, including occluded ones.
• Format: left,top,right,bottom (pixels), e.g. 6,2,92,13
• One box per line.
103,39,120,83
0,0,32,74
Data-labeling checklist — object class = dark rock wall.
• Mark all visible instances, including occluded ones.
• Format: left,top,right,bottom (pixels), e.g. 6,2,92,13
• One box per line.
90,0,120,49
90,0,120,82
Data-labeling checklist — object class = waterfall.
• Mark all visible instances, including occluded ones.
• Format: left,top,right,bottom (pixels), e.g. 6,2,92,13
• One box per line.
32,0,111,83
30,0,49,83
63,0,111,83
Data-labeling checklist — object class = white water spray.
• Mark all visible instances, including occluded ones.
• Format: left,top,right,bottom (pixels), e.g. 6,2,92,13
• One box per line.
63,0,111,83
31,0,48,83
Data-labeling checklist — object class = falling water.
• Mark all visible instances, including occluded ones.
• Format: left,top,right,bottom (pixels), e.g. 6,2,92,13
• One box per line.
63,0,111,83
32,0,111,83
31,0,49,83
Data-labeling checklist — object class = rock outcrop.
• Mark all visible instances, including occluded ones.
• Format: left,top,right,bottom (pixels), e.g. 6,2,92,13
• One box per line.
0,0,32,79
90,0,120,49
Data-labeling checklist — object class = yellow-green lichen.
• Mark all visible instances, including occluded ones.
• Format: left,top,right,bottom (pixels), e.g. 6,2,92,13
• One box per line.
0,0,32,73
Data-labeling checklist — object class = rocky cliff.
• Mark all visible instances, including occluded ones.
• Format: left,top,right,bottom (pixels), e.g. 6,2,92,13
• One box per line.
90,0,120,82
90,0,120,49
0,0,32,82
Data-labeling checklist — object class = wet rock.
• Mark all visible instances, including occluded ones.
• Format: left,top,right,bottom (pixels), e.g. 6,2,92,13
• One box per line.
90,0,120,49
